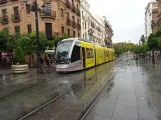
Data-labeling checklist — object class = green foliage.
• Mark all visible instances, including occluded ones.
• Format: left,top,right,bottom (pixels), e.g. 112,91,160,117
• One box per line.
28,32,49,53
113,42,139,54
0,29,9,52
8,33,21,52
139,44,149,53
53,34,70,47
15,46,25,63
19,36,35,55
157,37,161,49
147,33,159,51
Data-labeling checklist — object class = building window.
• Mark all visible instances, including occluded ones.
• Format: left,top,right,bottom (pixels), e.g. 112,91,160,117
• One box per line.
44,3,51,16
62,26,64,34
27,24,32,33
26,4,30,13
73,31,75,37
78,33,80,37
72,16,75,21
61,9,63,17
15,26,20,33
68,29,70,36
45,23,52,40
83,34,84,38
67,12,69,18
2,9,7,17
85,22,86,29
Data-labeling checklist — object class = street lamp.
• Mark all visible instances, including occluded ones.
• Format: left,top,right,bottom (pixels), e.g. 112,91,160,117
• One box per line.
24,0,45,73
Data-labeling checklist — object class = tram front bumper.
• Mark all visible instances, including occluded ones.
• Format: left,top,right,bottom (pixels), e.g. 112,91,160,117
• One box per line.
56,64,70,72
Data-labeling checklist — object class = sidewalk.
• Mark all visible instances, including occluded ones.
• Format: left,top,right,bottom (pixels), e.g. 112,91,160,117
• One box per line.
84,58,161,120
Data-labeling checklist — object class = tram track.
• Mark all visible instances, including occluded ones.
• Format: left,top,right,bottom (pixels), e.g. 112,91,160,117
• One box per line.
17,56,127,120
0,72,68,100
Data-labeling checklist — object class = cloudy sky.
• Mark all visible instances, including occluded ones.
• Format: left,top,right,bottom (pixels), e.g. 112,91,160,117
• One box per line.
89,0,151,43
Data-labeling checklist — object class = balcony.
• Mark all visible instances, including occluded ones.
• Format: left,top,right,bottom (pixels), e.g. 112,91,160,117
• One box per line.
40,10,56,19
77,23,81,30
72,21,76,28
11,14,20,22
72,5,76,13
76,9,80,16
0,0,7,4
91,22,95,28
66,0,71,9
0,16,8,24
66,17,71,26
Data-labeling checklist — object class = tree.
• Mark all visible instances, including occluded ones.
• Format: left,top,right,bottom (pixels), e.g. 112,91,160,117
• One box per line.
7,33,21,64
53,34,70,47
140,35,145,45
19,36,35,55
147,33,159,51
14,46,25,64
28,32,49,53
139,44,149,54
0,29,9,52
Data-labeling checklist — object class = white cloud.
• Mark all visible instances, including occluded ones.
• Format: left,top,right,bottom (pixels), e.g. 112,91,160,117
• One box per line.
89,0,150,43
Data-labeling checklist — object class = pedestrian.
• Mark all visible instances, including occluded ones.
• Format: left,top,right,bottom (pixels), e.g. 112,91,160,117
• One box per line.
46,57,50,73
40,56,44,73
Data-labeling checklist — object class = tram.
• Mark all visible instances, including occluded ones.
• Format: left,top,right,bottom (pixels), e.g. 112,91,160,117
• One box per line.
55,38,115,72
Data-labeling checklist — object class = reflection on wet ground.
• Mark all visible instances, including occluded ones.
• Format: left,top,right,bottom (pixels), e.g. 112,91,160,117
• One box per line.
84,55,161,120
1,54,161,120
0,57,120,120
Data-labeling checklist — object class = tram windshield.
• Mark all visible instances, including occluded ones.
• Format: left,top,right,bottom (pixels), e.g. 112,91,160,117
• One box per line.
55,40,73,64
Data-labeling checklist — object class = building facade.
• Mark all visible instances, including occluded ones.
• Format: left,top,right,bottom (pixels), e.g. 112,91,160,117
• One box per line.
154,0,161,32
104,16,113,48
145,0,158,40
80,0,113,46
0,0,81,39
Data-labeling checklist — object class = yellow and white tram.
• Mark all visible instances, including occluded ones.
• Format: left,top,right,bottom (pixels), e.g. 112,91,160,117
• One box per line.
55,38,115,72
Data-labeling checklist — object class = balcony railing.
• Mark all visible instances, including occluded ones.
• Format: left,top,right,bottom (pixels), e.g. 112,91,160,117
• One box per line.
67,17,71,26
11,13,20,22
0,0,7,4
77,23,81,30
72,5,76,13
72,21,76,28
66,0,71,9
40,10,56,19
0,16,8,24
77,9,80,16
91,22,95,28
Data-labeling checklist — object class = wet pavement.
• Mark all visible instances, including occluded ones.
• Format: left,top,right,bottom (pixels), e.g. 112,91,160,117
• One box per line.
0,54,161,120
84,55,161,120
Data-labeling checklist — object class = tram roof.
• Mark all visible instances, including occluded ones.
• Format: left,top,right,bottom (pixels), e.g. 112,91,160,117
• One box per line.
62,37,113,49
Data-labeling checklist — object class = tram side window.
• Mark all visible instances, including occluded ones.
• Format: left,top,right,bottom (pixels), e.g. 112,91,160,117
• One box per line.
90,49,94,58
106,51,109,57
86,48,90,58
71,45,80,62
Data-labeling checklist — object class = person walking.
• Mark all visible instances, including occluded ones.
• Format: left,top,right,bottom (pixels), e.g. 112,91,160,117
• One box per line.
40,56,44,73
46,57,50,73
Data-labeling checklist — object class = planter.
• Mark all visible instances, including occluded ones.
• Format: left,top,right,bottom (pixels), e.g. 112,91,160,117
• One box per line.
11,64,28,73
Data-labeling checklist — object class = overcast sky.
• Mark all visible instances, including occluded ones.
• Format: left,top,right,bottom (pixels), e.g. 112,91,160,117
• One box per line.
89,0,151,44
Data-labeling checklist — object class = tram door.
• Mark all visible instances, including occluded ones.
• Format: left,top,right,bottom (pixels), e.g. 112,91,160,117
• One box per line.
82,47,86,68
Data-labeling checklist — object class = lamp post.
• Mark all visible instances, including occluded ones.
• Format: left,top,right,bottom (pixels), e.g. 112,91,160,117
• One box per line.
151,20,155,64
24,0,45,73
